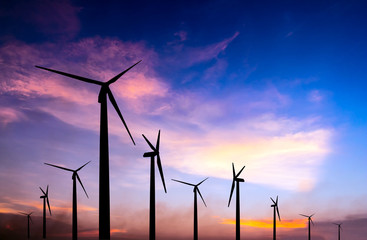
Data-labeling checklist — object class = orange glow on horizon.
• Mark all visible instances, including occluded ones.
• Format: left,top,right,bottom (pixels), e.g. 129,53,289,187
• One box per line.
221,218,307,228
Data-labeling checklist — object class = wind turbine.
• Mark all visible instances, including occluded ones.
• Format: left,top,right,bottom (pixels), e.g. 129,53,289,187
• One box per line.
300,213,315,240
333,223,342,240
40,185,51,239
228,163,245,240
19,212,33,239
142,130,167,240
172,178,208,240
270,196,281,240
36,60,140,239
44,161,90,240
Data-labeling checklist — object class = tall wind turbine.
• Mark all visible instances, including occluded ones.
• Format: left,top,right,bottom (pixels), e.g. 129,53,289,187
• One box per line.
44,161,90,240
333,223,342,240
36,60,140,239
19,212,33,239
270,196,281,240
40,185,51,239
228,163,245,240
300,213,315,240
142,130,167,240
172,178,208,240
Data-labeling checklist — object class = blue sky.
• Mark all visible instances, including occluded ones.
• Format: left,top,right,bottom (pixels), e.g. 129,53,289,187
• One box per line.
0,0,367,239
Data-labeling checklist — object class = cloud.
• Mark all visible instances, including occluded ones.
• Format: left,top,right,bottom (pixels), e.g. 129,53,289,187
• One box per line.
0,107,25,126
186,32,239,66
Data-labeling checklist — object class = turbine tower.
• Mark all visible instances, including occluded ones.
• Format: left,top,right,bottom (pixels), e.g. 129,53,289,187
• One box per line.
44,161,90,240
228,163,245,240
300,213,315,240
36,60,140,239
19,212,33,239
270,196,281,240
333,223,342,240
40,185,51,239
142,130,167,240
172,178,208,240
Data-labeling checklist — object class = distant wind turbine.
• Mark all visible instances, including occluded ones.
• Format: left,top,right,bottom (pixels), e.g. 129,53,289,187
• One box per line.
333,223,342,240
172,178,208,240
300,213,315,240
40,185,51,239
36,60,140,239
44,161,90,240
19,212,33,239
142,130,167,240
228,163,245,240
270,196,281,240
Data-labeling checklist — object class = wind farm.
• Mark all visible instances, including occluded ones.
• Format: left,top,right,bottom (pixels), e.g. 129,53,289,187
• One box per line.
36,61,140,239
1,1,367,240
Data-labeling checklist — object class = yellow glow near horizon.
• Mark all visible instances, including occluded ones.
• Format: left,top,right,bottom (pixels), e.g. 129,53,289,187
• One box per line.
221,218,307,228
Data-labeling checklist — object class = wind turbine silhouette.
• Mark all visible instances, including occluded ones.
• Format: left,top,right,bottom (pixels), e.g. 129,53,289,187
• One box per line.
270,196,281,240
142,130,167,240
333,223,342,240
40,185,51,239
228,163,245,240
172,178,208,240
44,161,90,240
19,212,33,239
36,60,140,239
300,213,315,240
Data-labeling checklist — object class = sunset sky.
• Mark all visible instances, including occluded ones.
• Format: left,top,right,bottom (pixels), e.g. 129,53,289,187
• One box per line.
1,0,367,239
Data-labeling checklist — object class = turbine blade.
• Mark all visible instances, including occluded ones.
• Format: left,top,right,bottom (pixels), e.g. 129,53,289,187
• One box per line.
276,196,278,205
39,187,46,195
76,161,91,172
228,180,235,207
311,218,314,226
171,179,195,186
156,130,160,152
29,212,33,216
46,197,51,216
310,213,315,217
300,214,308,218
232,163,235,178
142,134,155,151
44,163,73,172
276,206,281,221
197,188,207,207
106,60,142,84
76,173,89,198
157,155,167,193
29,215,33,224
236,165,246,178
270,197,276,204
35,66,103,85
107,88,135,145
197,177,209,186
19,212,28,215
46,185,49,196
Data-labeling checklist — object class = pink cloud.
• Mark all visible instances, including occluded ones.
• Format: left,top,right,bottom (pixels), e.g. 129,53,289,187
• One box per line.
0,107,25,126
